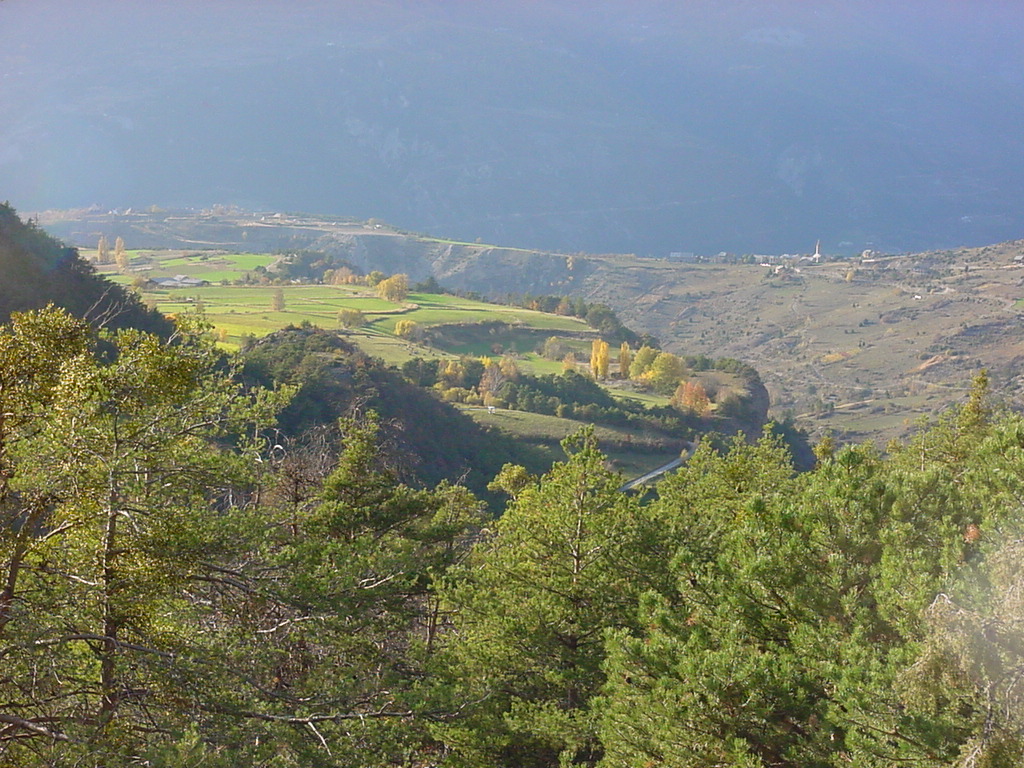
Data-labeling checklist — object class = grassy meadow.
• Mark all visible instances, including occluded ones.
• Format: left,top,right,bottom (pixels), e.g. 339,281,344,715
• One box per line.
93,249,620,383
457,406,682,478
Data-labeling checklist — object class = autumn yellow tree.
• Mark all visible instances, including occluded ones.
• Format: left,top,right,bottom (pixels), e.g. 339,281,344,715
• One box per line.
394,319,419,339
377,273,409,303
439,360,466,388
97,235,110,264
671,379,712,416
618,342,632,379
628,345,658,380
331,266,359,285
648,351,686,393
591,339,610,380
478,358,509,406
337,308,365,328
543,337,568,361
271,288,285,311
499,354,520,380
114,239,130,273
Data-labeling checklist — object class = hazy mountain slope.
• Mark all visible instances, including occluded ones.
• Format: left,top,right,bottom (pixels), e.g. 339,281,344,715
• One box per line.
5,1,1024,256
40,209,594,294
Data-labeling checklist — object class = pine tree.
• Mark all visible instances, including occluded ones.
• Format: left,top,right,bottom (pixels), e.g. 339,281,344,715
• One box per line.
436,430,670,767
600,432,833,768
0,308,286,761
250,414,487,764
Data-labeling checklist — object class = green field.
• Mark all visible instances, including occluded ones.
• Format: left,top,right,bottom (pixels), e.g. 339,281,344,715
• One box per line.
90,248,691,474
606,385,670,408
92,249,276,281
145,285,401,343
97,251,596,370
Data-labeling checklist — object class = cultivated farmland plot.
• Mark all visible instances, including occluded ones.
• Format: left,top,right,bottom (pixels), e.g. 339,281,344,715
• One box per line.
93,249,600,372
89,247,694,477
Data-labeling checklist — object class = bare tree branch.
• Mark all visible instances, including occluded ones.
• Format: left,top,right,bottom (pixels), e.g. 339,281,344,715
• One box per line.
0,713,70,742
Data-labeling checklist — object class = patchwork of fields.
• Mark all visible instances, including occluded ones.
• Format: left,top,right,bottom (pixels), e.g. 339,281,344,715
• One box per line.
94,249,593,365
91,248,699,479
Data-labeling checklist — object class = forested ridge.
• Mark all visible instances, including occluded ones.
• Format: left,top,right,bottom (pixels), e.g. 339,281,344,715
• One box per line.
237,325,553,507
3,210,1024,767
0,203,169,336
2,305,1023,767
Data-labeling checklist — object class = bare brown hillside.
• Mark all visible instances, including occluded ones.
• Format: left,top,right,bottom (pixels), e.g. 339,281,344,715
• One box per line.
574,244,1024,442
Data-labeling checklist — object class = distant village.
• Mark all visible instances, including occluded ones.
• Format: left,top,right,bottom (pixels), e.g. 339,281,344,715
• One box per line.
664,240,880,266
659,238,1024,283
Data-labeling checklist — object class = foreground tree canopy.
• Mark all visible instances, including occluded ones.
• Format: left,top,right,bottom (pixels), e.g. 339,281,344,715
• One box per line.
2,306,1023,768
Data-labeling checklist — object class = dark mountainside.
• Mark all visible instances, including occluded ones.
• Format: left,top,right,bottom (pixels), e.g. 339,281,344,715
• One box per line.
238,326,553,505
0,203,169,334
4,1,1024,256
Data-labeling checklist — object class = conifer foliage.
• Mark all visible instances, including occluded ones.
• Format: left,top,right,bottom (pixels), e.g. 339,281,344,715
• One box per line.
4,209,1024,766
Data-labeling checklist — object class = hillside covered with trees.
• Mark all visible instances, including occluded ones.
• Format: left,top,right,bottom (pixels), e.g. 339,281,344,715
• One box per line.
237,325,551,505
0,206,1019,767
0,203,169,335
1,301,1022,768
